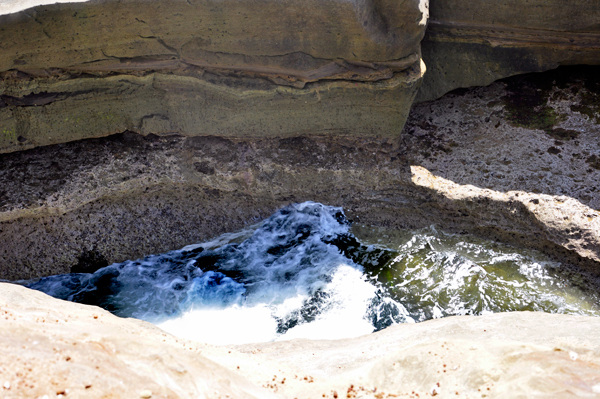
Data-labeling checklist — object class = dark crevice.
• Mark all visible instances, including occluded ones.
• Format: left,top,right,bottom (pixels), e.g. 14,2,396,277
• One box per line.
0,89,105,107
71,249,110,274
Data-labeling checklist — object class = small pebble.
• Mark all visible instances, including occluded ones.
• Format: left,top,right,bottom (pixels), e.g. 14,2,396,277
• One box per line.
140,389,152,398
3,381,10,389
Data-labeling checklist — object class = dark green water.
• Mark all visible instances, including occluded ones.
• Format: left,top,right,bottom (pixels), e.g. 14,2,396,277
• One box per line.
353,224,600,322
24,203,600,344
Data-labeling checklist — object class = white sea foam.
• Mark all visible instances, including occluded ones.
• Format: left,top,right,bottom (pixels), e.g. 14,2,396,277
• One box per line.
158,304,279,345
26,202,600,346
279,265,381,341
158,265,381,344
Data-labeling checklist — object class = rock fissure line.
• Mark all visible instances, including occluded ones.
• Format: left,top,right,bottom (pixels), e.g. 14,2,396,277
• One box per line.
426,20,600,49
0,89,104,107
2,53,420,92
21,10,51,39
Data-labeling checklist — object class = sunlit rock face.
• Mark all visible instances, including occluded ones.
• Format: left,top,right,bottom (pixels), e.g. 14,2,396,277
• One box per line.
0,2,599,397
403,66,600,284
0,0,427,153
3,282,600,399
416,0,600,102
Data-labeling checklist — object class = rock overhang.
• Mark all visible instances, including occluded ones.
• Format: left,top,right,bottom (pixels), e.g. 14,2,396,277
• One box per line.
416,0,600,102
0,0,428,153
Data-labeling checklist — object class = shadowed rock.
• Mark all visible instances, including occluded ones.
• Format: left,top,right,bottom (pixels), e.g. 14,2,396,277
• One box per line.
0,0,427,153
417,0,600,101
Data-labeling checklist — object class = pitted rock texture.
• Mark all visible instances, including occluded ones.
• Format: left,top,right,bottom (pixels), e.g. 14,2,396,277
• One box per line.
405,67,600,211
416,0,600,102
403,66,600,279
0,0,427,153
2,282,600,399
0,67,599,288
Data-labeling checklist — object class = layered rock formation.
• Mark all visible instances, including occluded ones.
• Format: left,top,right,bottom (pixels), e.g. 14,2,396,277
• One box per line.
1,67,599,292
3,282,600,398
1,2,600,397
0,0,427,154
417,0,600,101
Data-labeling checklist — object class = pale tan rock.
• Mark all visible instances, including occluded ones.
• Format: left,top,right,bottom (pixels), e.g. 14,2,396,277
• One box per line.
0,283,275,399
2,282,600,399
237,310,600,398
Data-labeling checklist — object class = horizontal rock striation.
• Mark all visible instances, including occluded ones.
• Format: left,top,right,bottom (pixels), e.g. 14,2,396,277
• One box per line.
0,0,427,153
417,0,600,101
0,67,599,290
0,4,599,396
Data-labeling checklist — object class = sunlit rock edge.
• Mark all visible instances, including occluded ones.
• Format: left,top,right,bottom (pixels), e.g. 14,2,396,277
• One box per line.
2,282,600,399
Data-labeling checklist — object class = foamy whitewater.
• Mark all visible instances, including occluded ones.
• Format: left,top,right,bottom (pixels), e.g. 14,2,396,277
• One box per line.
25,202,600,345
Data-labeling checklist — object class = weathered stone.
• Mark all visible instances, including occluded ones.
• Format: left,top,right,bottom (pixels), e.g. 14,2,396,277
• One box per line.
2,282,600,398
416,0,600,102
0,283,273,398
0,0,427,153
0,0,426,68
0,66,423,153
403,66,600,282
0,67,599,289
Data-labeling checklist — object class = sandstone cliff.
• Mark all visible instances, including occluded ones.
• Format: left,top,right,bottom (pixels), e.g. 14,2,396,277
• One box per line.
0,0,427,154
1,2,600,398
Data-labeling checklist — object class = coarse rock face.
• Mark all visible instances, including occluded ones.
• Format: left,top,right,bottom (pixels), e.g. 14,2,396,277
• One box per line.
416,0,600,102
0,0,427,153
0,66,599,292
403,66,600,283
2,282,600,398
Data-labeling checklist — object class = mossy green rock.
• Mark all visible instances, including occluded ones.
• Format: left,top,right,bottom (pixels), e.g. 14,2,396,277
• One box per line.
0,0,427,153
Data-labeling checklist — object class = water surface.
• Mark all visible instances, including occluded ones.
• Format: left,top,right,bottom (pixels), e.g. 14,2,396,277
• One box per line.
25,202,600,344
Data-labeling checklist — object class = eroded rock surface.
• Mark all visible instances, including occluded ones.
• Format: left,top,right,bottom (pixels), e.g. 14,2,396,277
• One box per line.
404,66,600,282
2,282,600,398
0,0,426,153
0,67,599,291
0,283,274,399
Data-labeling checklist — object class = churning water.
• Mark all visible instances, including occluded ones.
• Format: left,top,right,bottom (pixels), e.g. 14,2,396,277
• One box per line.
25,202,600,345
